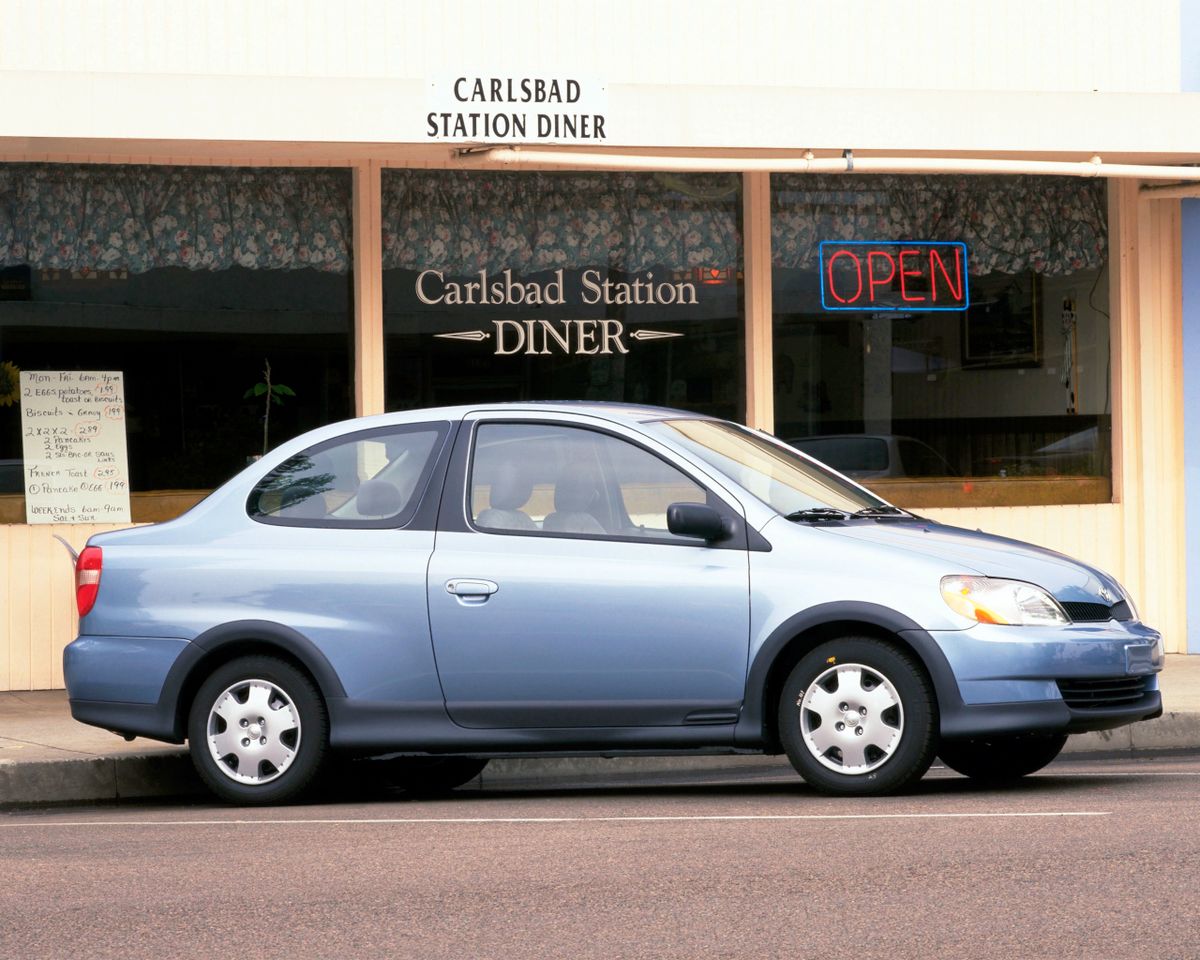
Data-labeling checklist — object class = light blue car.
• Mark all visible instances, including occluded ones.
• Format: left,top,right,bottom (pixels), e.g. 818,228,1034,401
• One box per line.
64,403,1164,804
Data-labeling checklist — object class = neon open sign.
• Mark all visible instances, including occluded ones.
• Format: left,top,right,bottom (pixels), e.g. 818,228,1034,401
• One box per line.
819,241,969,312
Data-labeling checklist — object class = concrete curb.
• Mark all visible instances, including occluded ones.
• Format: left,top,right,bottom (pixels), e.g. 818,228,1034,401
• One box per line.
0,753,204,807
1064,710,1200,755
3,710,1199,807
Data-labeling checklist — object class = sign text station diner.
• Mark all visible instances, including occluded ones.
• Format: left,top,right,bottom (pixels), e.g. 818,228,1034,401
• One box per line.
426,75,607,143
820,241,969,312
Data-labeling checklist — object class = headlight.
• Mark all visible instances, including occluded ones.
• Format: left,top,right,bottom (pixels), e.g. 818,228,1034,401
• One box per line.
940,575,1069,626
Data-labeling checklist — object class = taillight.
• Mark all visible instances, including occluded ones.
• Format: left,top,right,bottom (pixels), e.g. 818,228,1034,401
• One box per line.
76,546,102,617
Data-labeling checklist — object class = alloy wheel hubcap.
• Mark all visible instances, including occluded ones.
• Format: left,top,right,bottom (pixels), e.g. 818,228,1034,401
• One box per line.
206,679,301,785
798,663,903,774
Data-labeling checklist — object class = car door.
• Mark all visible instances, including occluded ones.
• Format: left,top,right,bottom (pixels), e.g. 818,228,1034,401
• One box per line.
426,415,752,729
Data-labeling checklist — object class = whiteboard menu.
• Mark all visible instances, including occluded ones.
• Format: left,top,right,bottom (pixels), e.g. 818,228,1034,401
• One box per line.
20,371,132,524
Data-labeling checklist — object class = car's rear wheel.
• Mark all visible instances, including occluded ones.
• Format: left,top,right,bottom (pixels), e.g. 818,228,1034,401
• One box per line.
937,734,1068,782
778,637,936,795
187,655,328,805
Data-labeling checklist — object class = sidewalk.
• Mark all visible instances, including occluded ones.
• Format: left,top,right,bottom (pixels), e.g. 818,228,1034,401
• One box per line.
3,655,1199,806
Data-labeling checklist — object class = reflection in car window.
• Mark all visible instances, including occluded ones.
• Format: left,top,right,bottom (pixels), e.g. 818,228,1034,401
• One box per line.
470,423,706,539
896,439,955,477
792,437,889,474
654,419,884,515
248,424,444,525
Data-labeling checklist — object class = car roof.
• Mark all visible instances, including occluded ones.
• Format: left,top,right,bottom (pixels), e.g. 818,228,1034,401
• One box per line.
368,401,711,427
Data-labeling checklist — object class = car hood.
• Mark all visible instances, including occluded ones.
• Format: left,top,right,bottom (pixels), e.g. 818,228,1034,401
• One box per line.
815,518,1113,599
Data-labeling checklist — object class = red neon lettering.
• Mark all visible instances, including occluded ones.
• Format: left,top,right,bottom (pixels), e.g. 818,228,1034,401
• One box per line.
929,247,964,303
826,250,863,304
898,249,925,303
867,252,896,302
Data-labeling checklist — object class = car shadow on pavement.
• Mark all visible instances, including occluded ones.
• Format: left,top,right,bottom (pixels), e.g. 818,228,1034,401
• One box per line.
304,763,1119,807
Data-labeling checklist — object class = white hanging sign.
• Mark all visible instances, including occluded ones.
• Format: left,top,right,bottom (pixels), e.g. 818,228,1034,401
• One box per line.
425,75,608,143
20,371,132,524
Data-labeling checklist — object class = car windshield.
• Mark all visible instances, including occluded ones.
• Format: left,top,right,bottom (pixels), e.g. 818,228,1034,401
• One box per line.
652,419,887,515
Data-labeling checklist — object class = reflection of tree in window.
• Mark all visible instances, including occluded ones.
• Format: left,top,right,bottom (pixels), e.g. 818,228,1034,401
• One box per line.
252,455,337,517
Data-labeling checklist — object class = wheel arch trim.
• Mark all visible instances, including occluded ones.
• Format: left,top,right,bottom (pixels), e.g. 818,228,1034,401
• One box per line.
164,620,346,741
734,601,962,748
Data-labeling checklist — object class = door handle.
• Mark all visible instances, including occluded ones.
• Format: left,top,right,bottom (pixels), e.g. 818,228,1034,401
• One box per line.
445,578,499,598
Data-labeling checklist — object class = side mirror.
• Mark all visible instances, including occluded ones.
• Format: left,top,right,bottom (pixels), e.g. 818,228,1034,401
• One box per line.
666,502,733,543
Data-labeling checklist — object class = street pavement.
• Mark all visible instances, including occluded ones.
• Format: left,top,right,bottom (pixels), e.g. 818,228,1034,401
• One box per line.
2,754,1199,960
3,653,1200,806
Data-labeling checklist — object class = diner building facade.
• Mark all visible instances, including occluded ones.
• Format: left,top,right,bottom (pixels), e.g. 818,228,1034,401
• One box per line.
1,0,1199,690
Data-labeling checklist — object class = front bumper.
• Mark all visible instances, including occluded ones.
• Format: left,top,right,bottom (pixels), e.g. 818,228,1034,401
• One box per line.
903,620,1164,739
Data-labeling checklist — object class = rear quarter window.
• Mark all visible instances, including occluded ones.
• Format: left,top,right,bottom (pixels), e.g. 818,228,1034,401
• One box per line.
248,422,449,528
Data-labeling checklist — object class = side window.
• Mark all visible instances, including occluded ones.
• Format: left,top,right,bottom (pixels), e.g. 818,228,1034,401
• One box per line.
604,434,706,533
249,423,447,527
470,423,707,541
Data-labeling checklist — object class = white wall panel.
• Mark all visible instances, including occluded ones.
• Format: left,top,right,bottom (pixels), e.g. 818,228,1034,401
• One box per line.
0,523,129,692
0,0,1183,92
1,1,1192,150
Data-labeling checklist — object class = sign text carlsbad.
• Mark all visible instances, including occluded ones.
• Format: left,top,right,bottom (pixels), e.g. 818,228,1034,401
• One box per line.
426,75,608,143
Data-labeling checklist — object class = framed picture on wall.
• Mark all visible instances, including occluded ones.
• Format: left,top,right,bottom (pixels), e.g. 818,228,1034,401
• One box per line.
962,273,1042,369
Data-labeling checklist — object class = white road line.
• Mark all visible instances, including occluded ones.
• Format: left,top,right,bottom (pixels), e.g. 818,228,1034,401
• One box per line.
0,811,1110,828
1035,769,1200,778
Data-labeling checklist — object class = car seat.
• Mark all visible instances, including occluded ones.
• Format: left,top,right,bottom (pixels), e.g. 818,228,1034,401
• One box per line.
542,462,606,535
475,462,538,531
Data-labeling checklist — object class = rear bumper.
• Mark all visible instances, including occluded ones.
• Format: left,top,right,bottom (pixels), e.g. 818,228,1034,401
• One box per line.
64,634,201,743
68,698,185,744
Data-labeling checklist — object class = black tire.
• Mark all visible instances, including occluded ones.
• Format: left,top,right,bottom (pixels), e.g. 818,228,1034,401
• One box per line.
778,637,937,796
187,655,328,805
368,757,488,795
937,734,1068,782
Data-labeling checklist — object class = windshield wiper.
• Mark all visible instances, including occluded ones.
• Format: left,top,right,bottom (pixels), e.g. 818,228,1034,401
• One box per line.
852,505,917,519
785,507,848,523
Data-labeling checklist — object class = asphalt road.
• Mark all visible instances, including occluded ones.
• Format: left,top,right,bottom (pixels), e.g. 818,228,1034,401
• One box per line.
2,756,1199,960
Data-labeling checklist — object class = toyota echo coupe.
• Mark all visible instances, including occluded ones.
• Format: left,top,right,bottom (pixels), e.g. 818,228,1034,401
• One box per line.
64,403,1164,804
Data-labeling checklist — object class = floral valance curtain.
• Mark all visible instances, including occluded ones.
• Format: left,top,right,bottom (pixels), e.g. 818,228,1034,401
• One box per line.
0,164,1106,279
382,170,743,274
383,169,1105,278
0,164,351,274
772,173,1107,276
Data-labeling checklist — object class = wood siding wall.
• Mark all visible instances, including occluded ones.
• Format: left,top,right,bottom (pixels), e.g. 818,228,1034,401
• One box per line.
0,523,126,691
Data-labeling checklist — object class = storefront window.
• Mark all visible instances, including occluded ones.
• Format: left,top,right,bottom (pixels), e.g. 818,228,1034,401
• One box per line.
0,164,354,522
771,174,1111,507
382,170,744,419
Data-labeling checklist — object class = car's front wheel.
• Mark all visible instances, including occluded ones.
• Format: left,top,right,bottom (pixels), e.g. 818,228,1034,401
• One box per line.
778,637,937,795
937,734,1068,782
187,655,328,805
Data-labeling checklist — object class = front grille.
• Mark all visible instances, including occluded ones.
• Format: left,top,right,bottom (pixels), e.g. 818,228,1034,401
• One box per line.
1057,675,1151,709
1060,599,1133,623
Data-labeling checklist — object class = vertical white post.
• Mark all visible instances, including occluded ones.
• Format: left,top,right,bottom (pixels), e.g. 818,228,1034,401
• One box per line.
742,171,774,433
352,160,385,417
